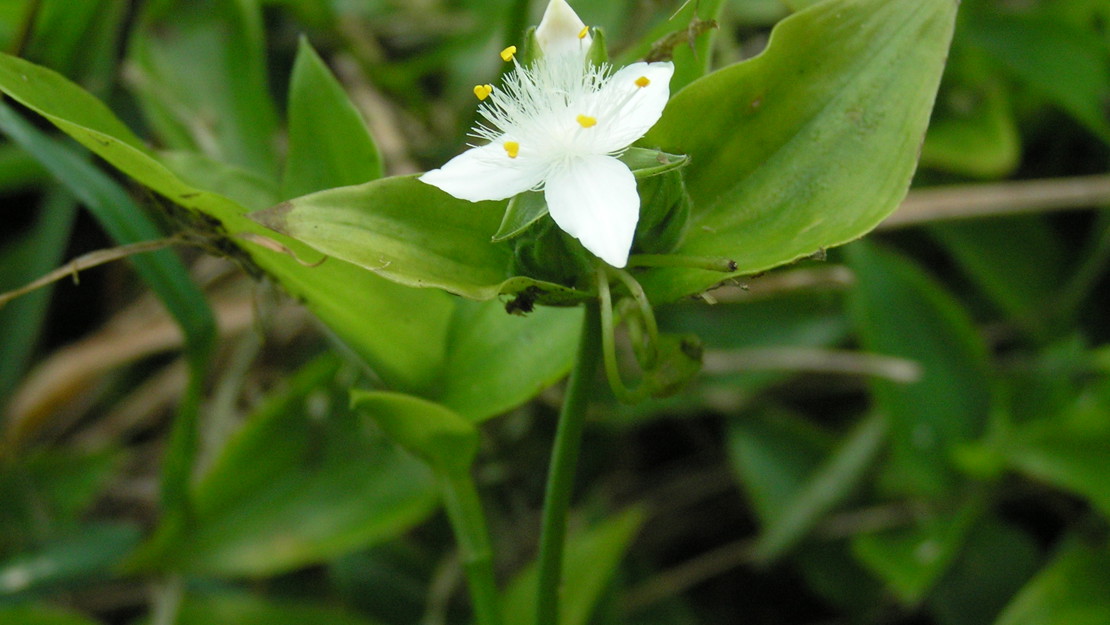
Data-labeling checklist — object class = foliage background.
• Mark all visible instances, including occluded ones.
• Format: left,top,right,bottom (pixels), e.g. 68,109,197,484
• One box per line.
1,0,1109,624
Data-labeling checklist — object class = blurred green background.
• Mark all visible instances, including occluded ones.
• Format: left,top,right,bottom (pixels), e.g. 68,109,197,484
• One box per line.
1,0,1109,624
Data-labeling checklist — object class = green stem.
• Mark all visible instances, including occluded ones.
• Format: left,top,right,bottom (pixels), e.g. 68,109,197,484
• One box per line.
440,472,502,625
536,299,603,625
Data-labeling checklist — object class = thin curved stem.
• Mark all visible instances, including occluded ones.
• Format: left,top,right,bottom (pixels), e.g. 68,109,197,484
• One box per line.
535,299,603,625
596,268,643,404
607,267,660,369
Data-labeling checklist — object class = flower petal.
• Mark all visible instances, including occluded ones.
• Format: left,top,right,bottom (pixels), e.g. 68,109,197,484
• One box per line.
545,155,639,267
589,61,674,153
535,0,592,59
419,140,547,202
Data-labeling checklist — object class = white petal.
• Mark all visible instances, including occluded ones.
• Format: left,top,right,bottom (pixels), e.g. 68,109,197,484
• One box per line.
545,155,639,267
589,61,674,153
419,141,547,202
535,0,592,59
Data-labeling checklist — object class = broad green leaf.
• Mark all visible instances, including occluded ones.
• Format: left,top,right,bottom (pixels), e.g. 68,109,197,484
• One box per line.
753,412,887,561
930,215,1065,331
726,407,834,526
437,300,582,422
1005,420,1110,518
127,356,439,576
0,523,140,596
994,538,1110,625
0,605,101,625
350,391,478,474
852,501,981,604
920,42,1020,178
0,191,76,406
503,507,645,625
641,0,957,303
174,593,386,625
128,0,281,178
251,176,587,303
929,518,1039,625
846,241,991,495
966,11,1110,144
0,52,453,392
160,150,280,210
283,37,383,198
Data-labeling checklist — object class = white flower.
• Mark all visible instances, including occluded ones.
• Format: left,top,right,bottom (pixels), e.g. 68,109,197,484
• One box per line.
419,0,674,268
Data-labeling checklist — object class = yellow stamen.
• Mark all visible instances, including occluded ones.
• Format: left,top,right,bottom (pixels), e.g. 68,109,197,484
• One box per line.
578,26,589,39
576,114,597,128
473,84,493,101
635,76,650,88
500,46,517,62
504,141,520,158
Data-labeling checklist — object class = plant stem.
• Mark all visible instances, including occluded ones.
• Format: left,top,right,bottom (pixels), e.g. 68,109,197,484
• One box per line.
441,473,502,625
536,300,603,625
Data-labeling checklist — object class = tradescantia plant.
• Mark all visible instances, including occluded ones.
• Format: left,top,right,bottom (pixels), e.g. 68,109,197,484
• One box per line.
0,0,956,623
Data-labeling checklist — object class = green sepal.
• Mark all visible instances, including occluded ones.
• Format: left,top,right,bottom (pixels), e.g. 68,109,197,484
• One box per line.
510,219,594,292
586,27,609,66
618,147,689,178
519,26,541,67
492,190,547,242
633,166,692,256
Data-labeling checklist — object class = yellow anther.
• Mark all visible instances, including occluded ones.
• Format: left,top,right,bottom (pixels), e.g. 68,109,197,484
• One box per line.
576,114,597,128
578,26,589,39
500,46,517,62
634,76,651,88
504,141,520,158
473,84,493,101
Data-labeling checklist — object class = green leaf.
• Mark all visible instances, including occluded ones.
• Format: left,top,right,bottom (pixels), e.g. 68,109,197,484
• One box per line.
846,241,991,495
0,191,76,405
502,507,645,625
929,518,1040,625
1005,421,1110,518
0,605,101,625
127,0,281,178
641,0,957,302
929,215,1065,330
160,150,280,210
966,11,1110,144
350,391,479,475
752,412,887,562
127,356,439,576
994,538,1110,625
726,407,834,525
437,300,582,422
0,51,454,392
0,100,217,512
920,43,1020,178
0,523,141,597
852,501,981,604
23,0,127,87
174,593,386,625
282,37,383,198
251,176,588,303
